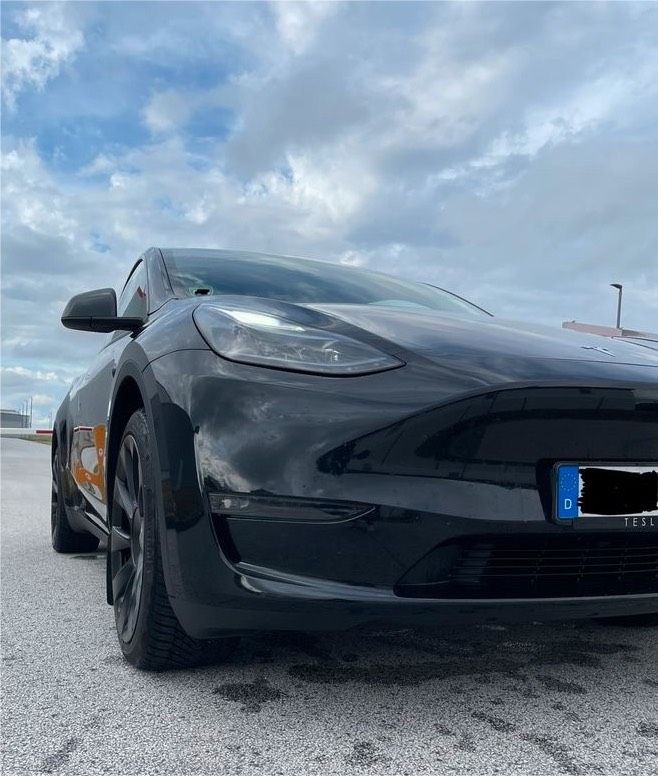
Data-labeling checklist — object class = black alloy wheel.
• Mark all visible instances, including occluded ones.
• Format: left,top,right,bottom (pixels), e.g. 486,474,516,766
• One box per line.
110,432,145,644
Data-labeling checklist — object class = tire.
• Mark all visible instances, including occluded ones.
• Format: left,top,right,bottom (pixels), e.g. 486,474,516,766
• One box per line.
109,409,237,670
51,447,99,553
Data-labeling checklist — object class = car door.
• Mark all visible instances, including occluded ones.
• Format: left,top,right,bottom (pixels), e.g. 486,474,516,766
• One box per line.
68,260,149,527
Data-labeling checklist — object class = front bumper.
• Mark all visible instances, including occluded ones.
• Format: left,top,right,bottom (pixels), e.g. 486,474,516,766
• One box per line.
145,350,658,637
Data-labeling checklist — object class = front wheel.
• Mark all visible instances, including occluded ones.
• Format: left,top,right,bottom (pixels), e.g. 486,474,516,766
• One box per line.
109,409,237,670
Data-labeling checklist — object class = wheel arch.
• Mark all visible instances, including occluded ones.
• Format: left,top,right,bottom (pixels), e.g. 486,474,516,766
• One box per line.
106,366,149,605
51,425,59,458
106,374,145,504
106,357,182,606
52,398,68,464
106,350,209,611
51,412,74,504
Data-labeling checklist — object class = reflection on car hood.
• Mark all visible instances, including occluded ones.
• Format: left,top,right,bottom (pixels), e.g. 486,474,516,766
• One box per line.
310,304,658,369
615,336,658,353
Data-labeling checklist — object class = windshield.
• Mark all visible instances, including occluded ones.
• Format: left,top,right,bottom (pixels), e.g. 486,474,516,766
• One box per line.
162,249,489,317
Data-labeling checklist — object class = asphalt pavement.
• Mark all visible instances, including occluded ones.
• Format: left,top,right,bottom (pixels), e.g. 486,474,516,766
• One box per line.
2,436,657,776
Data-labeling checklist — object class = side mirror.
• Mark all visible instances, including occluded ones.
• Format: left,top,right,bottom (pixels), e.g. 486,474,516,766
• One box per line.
61,288,143,333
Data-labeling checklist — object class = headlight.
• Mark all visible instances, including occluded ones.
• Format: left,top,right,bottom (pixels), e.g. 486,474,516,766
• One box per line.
193,304,403,375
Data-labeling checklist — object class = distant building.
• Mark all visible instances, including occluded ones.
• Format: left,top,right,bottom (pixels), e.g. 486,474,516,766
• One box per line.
0,410,30,428
562,321,658,343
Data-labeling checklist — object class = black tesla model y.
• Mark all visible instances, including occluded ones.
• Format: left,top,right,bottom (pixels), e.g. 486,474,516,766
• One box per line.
53,248,658,669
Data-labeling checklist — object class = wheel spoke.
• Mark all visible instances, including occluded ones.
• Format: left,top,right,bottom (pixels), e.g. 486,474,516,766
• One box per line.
133,445,142,497
127,468,137,505
115,586,131,637
117,440,130,481
112,430,146,644
114,477,134,517
111,526,131,552
126,438,139,504
119,580,139,640
112,559,134,601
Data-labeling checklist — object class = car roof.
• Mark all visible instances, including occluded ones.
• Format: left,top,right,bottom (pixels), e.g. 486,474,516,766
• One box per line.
160,247,290,258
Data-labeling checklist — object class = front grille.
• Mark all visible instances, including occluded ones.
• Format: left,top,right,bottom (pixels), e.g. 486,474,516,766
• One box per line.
395,533,658,599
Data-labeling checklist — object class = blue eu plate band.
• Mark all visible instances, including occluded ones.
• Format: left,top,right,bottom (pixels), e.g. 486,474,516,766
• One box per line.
557,465,579,519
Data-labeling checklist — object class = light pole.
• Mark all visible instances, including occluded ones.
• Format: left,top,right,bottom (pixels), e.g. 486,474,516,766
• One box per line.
610,283,623,330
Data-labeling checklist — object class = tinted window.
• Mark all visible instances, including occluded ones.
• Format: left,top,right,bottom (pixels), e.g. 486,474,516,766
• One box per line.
163,251,488,317
118,261,148,319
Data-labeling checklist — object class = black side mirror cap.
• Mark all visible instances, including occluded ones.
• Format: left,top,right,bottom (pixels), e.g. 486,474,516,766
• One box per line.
61,288,143,333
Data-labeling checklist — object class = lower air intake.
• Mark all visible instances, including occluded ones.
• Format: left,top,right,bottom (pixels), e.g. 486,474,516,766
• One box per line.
395,533,658,599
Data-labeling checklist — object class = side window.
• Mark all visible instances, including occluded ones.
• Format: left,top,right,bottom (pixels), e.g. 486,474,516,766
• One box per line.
118,261,148,319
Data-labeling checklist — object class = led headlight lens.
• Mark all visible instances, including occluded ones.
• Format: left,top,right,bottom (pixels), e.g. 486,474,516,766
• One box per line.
193,304,403,375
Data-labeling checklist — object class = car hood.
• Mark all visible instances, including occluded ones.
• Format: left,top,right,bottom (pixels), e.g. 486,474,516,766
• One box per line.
310,304,658,383
615,336,658,353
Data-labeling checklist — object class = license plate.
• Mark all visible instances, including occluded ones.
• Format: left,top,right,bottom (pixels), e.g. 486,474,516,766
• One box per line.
555,464,658,520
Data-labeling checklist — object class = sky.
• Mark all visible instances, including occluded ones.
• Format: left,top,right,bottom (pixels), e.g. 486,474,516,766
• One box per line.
1,1,658,425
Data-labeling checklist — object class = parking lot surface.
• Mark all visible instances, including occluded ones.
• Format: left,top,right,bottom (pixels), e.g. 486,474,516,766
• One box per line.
2,436,657,775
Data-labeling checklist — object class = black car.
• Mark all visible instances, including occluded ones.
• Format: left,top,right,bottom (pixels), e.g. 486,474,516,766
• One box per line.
53,248,658,670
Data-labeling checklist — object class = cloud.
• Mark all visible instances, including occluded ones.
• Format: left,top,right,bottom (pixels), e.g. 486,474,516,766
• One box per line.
1,2,85,109
142,89,198,134
1,366,61,384
272,2,338,56
0,370,64,426
1,1,658,417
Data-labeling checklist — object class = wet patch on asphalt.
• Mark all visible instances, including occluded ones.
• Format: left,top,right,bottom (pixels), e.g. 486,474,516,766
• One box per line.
40,737,80,773
288,658,518,686
455,732,477,753
520,733,586,775
434,723,478,754
638,722,658,738
434,722,456,737
346,740,389,768
549,701,582,722
535,675,588,695
1,642,23,666
471,710,517,733
213,677,285,713
285,632,636,686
